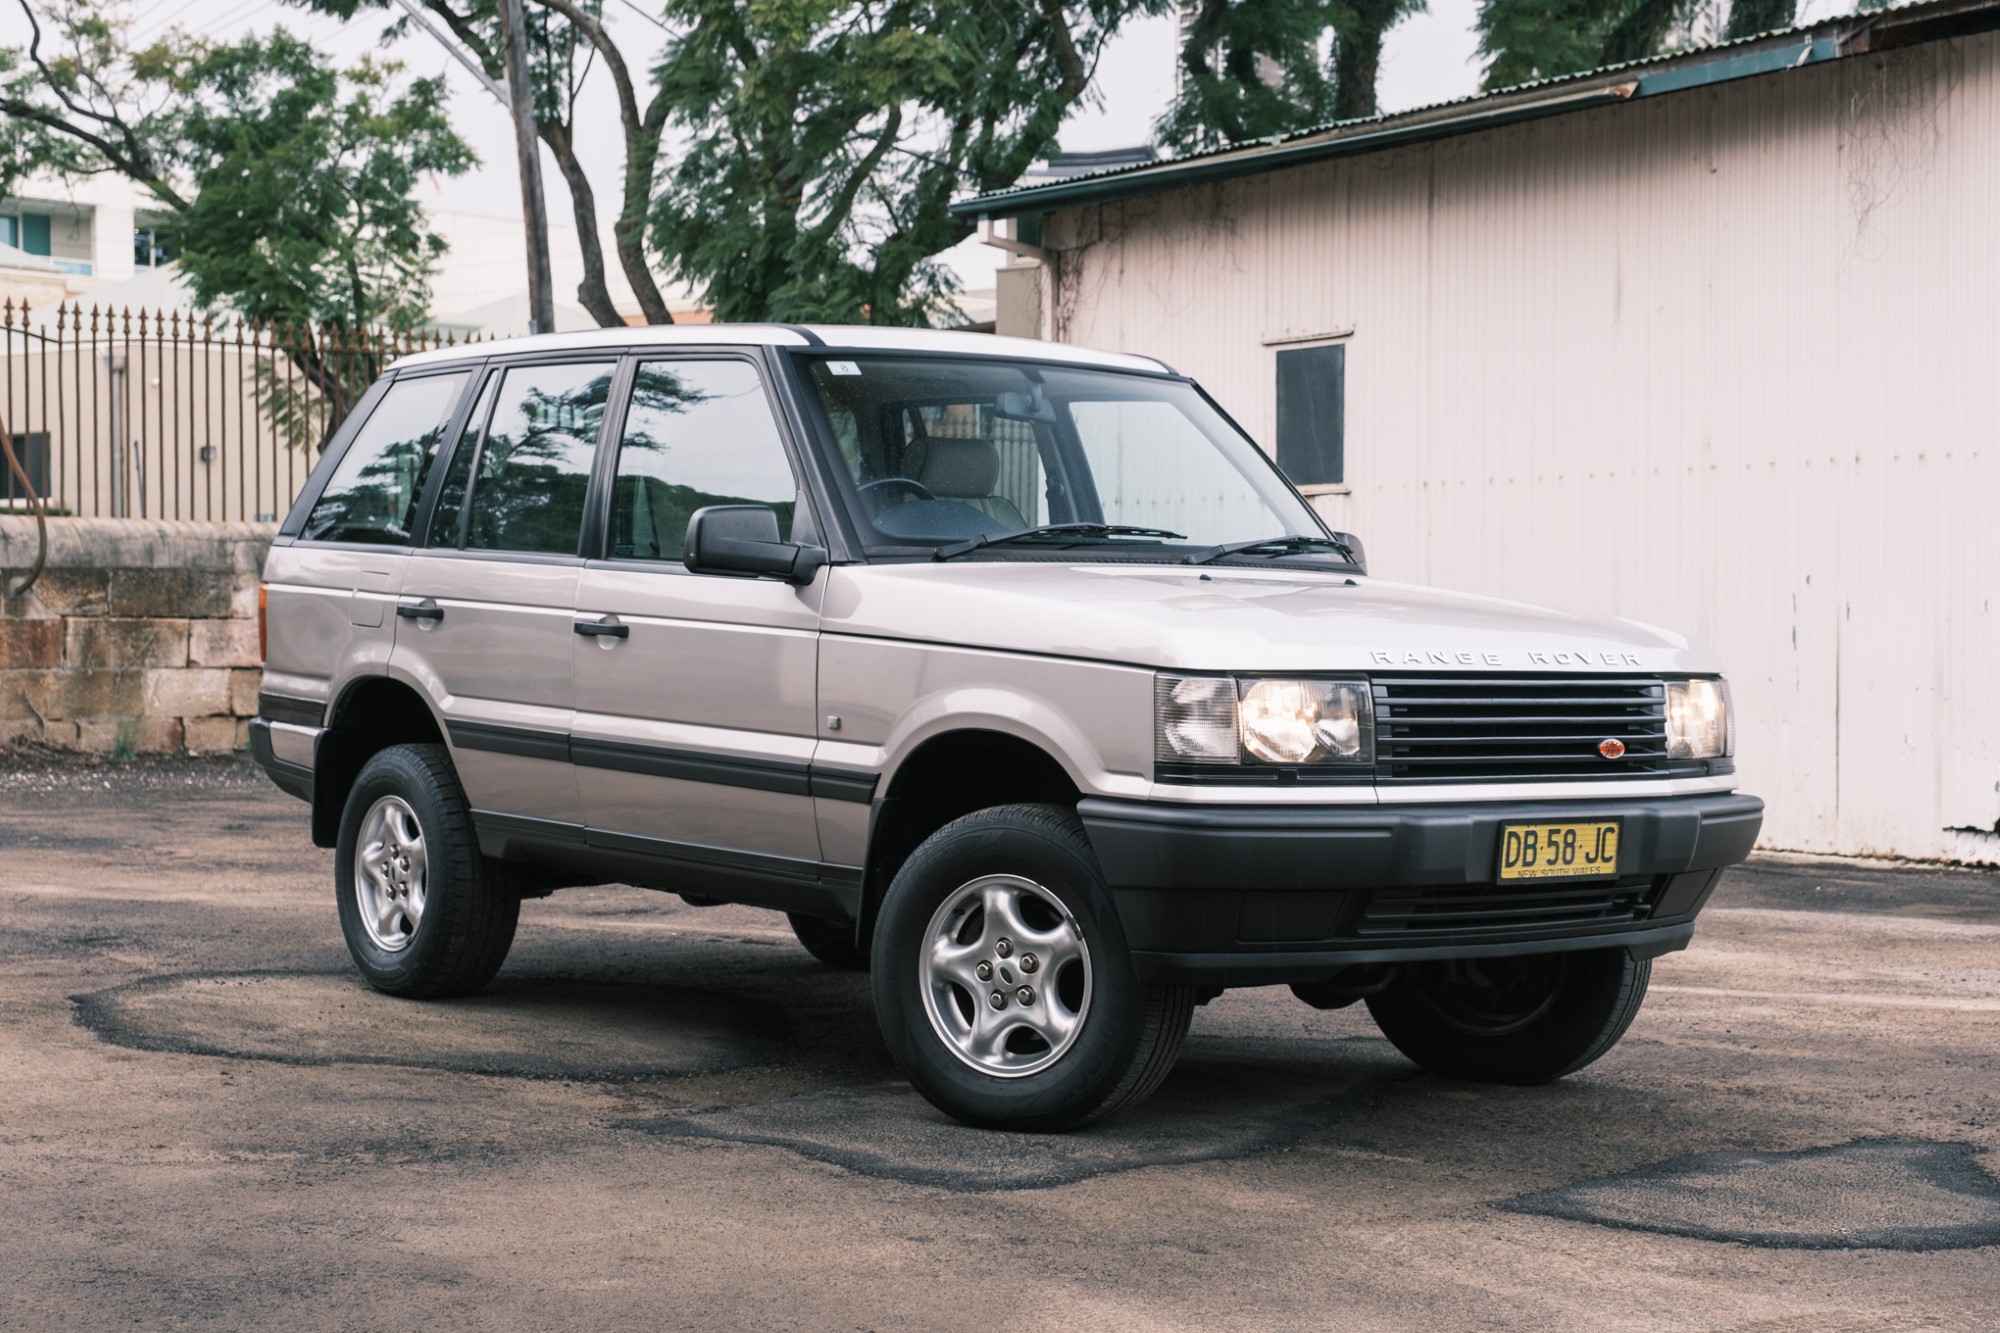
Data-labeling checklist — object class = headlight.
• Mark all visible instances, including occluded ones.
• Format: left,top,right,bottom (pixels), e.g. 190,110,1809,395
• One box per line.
1156,675,1374,766
1665,678,1731,759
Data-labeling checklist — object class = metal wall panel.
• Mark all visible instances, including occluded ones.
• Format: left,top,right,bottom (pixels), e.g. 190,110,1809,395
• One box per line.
1042,34,2000,862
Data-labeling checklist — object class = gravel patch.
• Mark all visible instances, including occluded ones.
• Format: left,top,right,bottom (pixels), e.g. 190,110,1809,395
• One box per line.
0,743,271,796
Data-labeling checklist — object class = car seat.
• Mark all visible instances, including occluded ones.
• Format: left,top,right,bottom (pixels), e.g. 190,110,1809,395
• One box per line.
916,438,1027,531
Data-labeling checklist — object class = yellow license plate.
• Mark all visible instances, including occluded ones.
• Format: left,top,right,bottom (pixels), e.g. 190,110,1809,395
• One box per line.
1498,821,1621,880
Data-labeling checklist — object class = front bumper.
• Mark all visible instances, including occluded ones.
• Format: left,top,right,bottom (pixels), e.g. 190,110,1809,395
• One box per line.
1080,791,1764,986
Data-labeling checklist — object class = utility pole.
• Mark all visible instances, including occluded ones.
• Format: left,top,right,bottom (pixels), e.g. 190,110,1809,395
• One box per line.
498,0,556,335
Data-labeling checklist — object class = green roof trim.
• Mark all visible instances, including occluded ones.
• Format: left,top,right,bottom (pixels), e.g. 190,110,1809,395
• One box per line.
951,0,1995,220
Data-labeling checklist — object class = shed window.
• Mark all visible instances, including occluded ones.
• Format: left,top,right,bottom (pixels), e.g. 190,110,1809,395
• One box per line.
1274,343,1344,487
3,433,49,504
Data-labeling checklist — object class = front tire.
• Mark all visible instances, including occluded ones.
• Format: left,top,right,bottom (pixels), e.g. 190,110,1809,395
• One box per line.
1365,948,1651,1084
871,804,1195,1131
334,744,519,999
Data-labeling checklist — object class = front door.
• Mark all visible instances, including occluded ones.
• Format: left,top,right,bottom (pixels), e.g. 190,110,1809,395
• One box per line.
570,356,827,892
394,358,618,831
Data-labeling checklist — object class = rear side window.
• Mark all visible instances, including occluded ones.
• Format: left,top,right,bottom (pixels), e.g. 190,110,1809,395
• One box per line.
301,372,469,543
462,361,614,555
608,359,798,563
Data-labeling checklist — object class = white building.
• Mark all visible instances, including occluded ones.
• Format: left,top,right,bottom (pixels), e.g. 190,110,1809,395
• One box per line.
964,0,2000,864
0,174,705,332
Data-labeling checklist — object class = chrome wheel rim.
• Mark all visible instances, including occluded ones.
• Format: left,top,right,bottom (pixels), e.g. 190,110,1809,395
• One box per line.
920,874,1092,1079
354,795,428,952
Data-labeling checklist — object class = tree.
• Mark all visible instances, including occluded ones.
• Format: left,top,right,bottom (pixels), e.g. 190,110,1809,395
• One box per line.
646,0,1167,326
299,0,678,327
1,3,470,332
1158,0,1426,154
1477,0,1798,91
0,0,473,423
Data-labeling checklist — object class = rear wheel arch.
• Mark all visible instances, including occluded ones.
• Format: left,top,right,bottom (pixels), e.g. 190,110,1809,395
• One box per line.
311,676,448,848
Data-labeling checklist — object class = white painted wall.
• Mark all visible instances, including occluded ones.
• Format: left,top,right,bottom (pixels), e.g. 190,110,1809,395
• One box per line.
1040,33,2000,863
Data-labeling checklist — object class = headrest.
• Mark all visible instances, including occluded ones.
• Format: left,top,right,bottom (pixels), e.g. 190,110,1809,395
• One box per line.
918,438,1001,498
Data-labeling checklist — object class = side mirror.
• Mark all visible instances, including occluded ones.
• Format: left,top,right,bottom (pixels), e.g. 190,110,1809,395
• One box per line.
1331,531,1367,575
684,505,826,585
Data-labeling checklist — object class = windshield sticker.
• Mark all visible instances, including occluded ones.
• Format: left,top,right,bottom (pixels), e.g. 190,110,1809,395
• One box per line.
826,361,861,376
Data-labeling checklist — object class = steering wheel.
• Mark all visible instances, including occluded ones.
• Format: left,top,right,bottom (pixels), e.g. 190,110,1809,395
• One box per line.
857,477,936,507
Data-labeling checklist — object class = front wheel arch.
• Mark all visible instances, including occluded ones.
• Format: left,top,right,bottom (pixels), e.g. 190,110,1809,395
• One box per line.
853,730,1082,960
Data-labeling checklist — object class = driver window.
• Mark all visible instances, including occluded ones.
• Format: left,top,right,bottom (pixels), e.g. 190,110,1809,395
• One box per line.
608,359,799,563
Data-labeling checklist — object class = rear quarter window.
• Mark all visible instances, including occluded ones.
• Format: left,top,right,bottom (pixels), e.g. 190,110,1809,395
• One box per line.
301,372,470,544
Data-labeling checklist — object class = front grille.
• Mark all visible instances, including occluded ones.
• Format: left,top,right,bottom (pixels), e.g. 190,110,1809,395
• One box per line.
1372,676,1669,784
1356,877,1660,939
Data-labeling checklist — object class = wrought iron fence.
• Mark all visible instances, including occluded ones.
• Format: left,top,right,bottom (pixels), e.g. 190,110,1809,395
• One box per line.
1,300,487,523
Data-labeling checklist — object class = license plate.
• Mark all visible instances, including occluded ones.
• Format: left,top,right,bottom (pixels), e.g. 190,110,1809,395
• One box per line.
1498,821,1621,880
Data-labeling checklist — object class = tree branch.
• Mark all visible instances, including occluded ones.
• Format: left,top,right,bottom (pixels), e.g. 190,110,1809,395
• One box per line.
0,95,192,212
526,0,673,322
804,103,900,254
1036,0,1089,99
539,118,627,327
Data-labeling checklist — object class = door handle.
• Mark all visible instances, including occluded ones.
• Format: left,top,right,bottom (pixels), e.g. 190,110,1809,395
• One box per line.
396,603,444,623
572,618,629,639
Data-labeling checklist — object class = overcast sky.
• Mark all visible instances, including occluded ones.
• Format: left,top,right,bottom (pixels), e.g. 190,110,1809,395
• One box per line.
7,0,1856,292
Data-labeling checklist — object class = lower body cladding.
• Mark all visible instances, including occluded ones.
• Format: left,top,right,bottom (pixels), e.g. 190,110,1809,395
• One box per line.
1078,792,1765,987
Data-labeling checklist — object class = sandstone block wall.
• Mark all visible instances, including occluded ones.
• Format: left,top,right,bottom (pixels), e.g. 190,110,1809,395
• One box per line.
1,518,276,754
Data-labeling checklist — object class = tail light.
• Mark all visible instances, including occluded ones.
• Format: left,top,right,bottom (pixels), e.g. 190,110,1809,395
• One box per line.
258,583,269,663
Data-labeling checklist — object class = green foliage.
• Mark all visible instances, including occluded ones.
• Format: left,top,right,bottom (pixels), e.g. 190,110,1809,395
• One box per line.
169,35,473,333
1157,0,1426,153
1159,0,1341,152
1723,0,1796,39
0,3,472,335
647,0,1166,326
1476,0,1611,88
1477,0,1797,90
286,0,650,326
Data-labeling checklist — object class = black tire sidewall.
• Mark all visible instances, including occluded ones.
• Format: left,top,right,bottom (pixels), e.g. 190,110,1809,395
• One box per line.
334,745,480,995
1366,948,1648,1084
871,807,1147,1130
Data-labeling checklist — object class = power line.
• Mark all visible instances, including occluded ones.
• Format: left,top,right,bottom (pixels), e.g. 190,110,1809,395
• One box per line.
132,0,211,41
389,0,509,105
610,0,668,33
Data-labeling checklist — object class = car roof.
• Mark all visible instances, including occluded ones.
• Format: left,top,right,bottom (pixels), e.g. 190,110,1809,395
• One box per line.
391,323,1175,375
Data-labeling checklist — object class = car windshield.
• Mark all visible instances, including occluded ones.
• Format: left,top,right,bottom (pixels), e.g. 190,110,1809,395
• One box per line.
797,355,1330,559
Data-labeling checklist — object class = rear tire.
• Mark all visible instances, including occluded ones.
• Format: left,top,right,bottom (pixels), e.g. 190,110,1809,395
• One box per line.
1364,949,1650,1084
871,804,1195,1131
334,744,518,999
787,912,870,970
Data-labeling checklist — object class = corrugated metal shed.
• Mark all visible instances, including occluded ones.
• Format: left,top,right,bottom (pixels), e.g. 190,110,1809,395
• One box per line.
1010,7,2000,863
958,0,2000,220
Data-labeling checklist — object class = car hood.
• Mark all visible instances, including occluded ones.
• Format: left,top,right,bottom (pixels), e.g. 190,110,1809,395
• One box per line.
820,562,1720,675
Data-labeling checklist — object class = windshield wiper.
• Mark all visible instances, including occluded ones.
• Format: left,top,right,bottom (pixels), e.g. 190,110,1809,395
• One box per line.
933,523,1187,562
1182,534,1358,566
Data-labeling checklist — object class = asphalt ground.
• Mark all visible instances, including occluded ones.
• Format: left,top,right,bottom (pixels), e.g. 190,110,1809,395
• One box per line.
3,753,1998,1331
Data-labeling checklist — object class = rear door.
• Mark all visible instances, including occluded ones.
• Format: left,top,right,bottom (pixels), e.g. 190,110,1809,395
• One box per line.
570,355,829,886
394,358,619,831
261,368,471,740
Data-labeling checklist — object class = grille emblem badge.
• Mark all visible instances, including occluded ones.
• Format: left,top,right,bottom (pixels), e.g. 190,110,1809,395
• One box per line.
1598,738,1627,759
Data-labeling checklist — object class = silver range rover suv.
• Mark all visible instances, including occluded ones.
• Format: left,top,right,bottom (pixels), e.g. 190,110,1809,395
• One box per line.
253,325,1763,1130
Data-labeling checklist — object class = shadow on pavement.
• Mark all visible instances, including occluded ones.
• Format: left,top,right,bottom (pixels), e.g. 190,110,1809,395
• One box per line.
1503,1140,2000,1250
620,1056,1417,1192
70,969,791,1081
